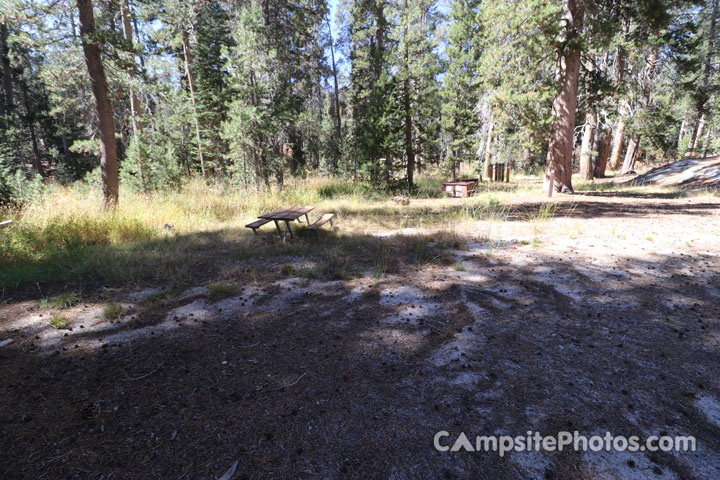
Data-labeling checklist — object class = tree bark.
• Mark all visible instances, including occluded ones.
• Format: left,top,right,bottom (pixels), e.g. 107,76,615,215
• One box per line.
579,110,596,179
70,10,78,41
544,0,584,193
20,77,45,176
677,119,686,149
620,133,640,174
607,29,628,172
594,126,611,177
483,122,493,180
376,0,385,60
608,101,627,170
61,130,73,174
121,0,142,137
120,0,147,191
404,85,414,190
619,47,659,173
327,16,342,140
450,152,457,181
77,0,119,209
181,29,206,177
579,55,596,180
403,5,414,192
131,5,145,69
690,112,705,154
693,113,706,153
1,22,13,125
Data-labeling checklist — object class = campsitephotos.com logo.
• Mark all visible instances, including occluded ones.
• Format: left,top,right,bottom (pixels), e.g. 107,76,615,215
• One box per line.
434,431,697,457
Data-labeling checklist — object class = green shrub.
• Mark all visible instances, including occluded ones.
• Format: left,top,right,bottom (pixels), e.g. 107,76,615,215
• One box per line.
0,146,45,207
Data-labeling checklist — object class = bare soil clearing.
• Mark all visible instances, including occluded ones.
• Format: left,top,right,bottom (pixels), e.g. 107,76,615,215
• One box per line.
1,190,720,479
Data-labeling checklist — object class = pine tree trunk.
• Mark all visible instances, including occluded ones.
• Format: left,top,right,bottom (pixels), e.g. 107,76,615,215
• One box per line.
121,0,147,191
70,10,78,41
61,130,73,173
697,115,706,153
20,78,45,177
579,110,596,180
131,6,145,69
689,111,704,153
607,34,628,172
1,23,13,126
483,122,493,180
690,113,706,153
677,119,686,148
620,133,640,174
274,145,284,191
121,0,141,137
619,47,658,173
608,101,627,170
77,0,119,209
403,73,414,190
327,17,342,140
182,29,206,177
376,1,385,63
545,0,584,193
594,127,611,178
311,150,319,170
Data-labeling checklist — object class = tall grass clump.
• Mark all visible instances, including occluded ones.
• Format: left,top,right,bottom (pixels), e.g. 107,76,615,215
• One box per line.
0,174,480,287
0,177,368,287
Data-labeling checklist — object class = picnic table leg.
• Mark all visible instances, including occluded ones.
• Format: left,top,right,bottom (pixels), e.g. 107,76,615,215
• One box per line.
284,220,294,239
304,213,310,224
273,220,283,237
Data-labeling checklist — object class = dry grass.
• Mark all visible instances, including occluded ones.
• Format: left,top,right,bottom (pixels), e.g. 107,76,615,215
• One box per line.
0,175,503,287
0,173,681,289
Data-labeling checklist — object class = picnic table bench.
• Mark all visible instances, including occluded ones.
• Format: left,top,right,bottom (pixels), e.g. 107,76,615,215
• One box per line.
306,213,335,234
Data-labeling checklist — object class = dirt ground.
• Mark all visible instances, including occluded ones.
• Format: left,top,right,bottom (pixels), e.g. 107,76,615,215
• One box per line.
1,189,720,479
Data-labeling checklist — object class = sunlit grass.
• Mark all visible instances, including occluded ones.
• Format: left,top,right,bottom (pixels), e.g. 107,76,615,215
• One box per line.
0,172,689,289
49,314,68,329
102,303,126,319
40,292,80,309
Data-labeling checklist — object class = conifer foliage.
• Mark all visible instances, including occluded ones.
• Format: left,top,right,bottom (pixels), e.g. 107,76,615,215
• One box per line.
0,0,716,204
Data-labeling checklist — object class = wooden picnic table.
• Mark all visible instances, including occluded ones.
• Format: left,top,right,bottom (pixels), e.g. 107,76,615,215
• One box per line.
258,206,314,239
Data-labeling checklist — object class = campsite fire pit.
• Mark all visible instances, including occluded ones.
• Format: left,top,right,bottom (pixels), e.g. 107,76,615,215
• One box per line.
441,178,478,198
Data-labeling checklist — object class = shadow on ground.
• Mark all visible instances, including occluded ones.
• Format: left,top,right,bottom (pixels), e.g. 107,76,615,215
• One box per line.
1,230,719,479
